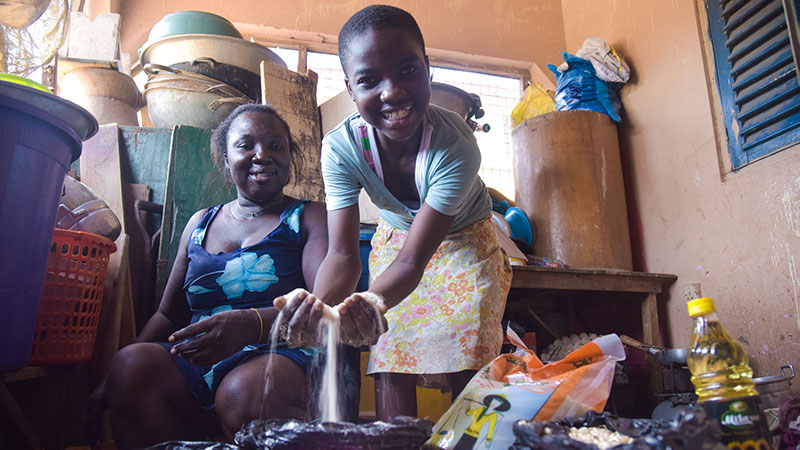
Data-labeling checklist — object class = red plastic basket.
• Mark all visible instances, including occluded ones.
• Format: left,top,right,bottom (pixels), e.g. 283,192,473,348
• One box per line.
28,229,116,365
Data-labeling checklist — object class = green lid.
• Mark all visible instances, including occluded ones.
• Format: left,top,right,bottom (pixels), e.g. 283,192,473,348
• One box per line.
0,73,52,93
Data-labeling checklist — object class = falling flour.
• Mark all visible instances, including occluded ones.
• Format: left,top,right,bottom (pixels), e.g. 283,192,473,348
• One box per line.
264,292,385,423
319,309,341,422
259,305,343,422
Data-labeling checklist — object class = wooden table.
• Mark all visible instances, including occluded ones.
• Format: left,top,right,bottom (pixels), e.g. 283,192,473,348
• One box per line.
508,265,678,413
509,265,677,347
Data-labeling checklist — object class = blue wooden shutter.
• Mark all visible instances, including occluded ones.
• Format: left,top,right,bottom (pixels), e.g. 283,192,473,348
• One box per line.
706,0,800,169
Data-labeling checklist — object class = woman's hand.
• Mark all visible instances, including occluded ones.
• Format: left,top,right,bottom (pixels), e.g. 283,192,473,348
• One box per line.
273,288,327,347
168,308,259,366
338,292,388,347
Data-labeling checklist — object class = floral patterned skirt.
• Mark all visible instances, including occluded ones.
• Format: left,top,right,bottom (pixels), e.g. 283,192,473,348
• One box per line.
365,217,512,379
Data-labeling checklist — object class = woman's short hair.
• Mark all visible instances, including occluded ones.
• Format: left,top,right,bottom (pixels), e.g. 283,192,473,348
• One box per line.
210,104,300,183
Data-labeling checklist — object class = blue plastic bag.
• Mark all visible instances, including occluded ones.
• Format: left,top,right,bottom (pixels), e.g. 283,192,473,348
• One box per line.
547,52,622,122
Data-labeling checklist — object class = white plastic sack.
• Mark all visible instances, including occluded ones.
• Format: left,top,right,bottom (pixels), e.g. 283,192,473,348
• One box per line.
424,330,626,449
0,0,51,28
557,37,630,84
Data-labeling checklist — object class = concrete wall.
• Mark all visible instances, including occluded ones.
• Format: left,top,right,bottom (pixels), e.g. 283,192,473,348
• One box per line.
560,0,800,388
111,0,566,79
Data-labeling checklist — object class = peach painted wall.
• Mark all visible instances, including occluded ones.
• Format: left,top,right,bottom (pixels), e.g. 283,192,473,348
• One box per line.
114,0,566,78
560,0,800,390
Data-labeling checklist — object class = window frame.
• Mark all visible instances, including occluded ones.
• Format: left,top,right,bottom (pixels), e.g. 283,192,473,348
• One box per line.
704,0,800,171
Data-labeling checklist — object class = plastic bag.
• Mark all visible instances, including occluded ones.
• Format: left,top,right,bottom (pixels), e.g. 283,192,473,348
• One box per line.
557,37,630,84
511,82,556,127
548,52,623,122
235,416,433,449
145,442,240,450
423,331,625,449
510,407,726,450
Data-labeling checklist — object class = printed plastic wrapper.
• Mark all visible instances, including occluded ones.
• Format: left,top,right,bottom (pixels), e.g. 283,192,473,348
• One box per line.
527,255,569,269
235,416,433,449
509,407,726,450
423,331,625,449
548,52,623,122
511,82,556,127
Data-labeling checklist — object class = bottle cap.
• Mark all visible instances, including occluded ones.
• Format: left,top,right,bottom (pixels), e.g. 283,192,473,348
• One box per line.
687,297,716,317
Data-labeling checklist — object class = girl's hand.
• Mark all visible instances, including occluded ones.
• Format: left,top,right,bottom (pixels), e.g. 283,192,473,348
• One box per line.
168,308,259,366
338,292,388,347
273,288,325,347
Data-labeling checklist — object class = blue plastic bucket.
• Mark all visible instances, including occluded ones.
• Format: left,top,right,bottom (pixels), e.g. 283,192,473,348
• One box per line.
0,79,97,370
357,225,376,292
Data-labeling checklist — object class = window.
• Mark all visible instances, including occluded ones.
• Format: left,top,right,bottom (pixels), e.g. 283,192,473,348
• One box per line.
429,67,520,199
706,0,800,170
267,46,522,199
307,51,348,104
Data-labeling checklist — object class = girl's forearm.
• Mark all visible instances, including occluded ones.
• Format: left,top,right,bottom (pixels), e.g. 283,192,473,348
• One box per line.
367,257,426,309
312,250,362,306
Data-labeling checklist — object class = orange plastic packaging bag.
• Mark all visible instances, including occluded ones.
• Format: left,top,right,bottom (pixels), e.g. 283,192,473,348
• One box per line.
423,331,625,449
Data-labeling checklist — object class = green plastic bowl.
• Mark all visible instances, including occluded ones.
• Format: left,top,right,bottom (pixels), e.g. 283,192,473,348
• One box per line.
147,11,242,43
0,73,52,93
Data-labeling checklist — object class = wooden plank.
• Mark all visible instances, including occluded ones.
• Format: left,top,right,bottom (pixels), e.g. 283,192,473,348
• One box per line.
642,292,664,406
1,366,59,384
116,236,136,348
156,127,237,300
90,235,129,387
80,123,127,239
641,293,661,347
122,183,152,331
260,61,325,202
510,266,676,293
118,126,171,211
0,380,41,449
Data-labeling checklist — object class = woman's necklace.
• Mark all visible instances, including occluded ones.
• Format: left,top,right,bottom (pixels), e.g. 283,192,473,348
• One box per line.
231,194,284,220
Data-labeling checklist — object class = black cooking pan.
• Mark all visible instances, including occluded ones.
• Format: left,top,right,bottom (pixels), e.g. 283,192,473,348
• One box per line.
169,57,261,102
620,334,689,366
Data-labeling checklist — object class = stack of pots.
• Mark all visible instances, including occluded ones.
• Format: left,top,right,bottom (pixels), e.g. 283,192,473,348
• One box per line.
138,11,287,129
60,67,142,126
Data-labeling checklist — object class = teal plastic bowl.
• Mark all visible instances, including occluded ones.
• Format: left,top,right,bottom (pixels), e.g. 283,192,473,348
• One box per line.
147,11,242,43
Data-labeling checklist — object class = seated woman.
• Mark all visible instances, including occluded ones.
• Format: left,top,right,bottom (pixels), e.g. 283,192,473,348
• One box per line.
92,104,330,448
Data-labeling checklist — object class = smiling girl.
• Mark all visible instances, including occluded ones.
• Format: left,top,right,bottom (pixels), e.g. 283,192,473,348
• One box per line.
279,5,512,420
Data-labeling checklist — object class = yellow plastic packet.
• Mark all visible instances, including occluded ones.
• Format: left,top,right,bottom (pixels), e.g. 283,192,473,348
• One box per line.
510,82,555,128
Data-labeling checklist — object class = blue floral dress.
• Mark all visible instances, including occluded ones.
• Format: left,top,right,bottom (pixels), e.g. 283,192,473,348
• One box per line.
160,200,358,414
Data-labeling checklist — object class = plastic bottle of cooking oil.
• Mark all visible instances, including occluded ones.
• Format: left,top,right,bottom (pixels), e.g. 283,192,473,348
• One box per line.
686,297,772,450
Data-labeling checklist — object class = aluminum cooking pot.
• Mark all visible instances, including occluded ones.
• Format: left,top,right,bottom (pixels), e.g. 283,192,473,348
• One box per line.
139,34,286,75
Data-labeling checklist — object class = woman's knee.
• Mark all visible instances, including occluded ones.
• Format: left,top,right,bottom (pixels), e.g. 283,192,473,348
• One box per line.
215,356,307,425
105,343,171,407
